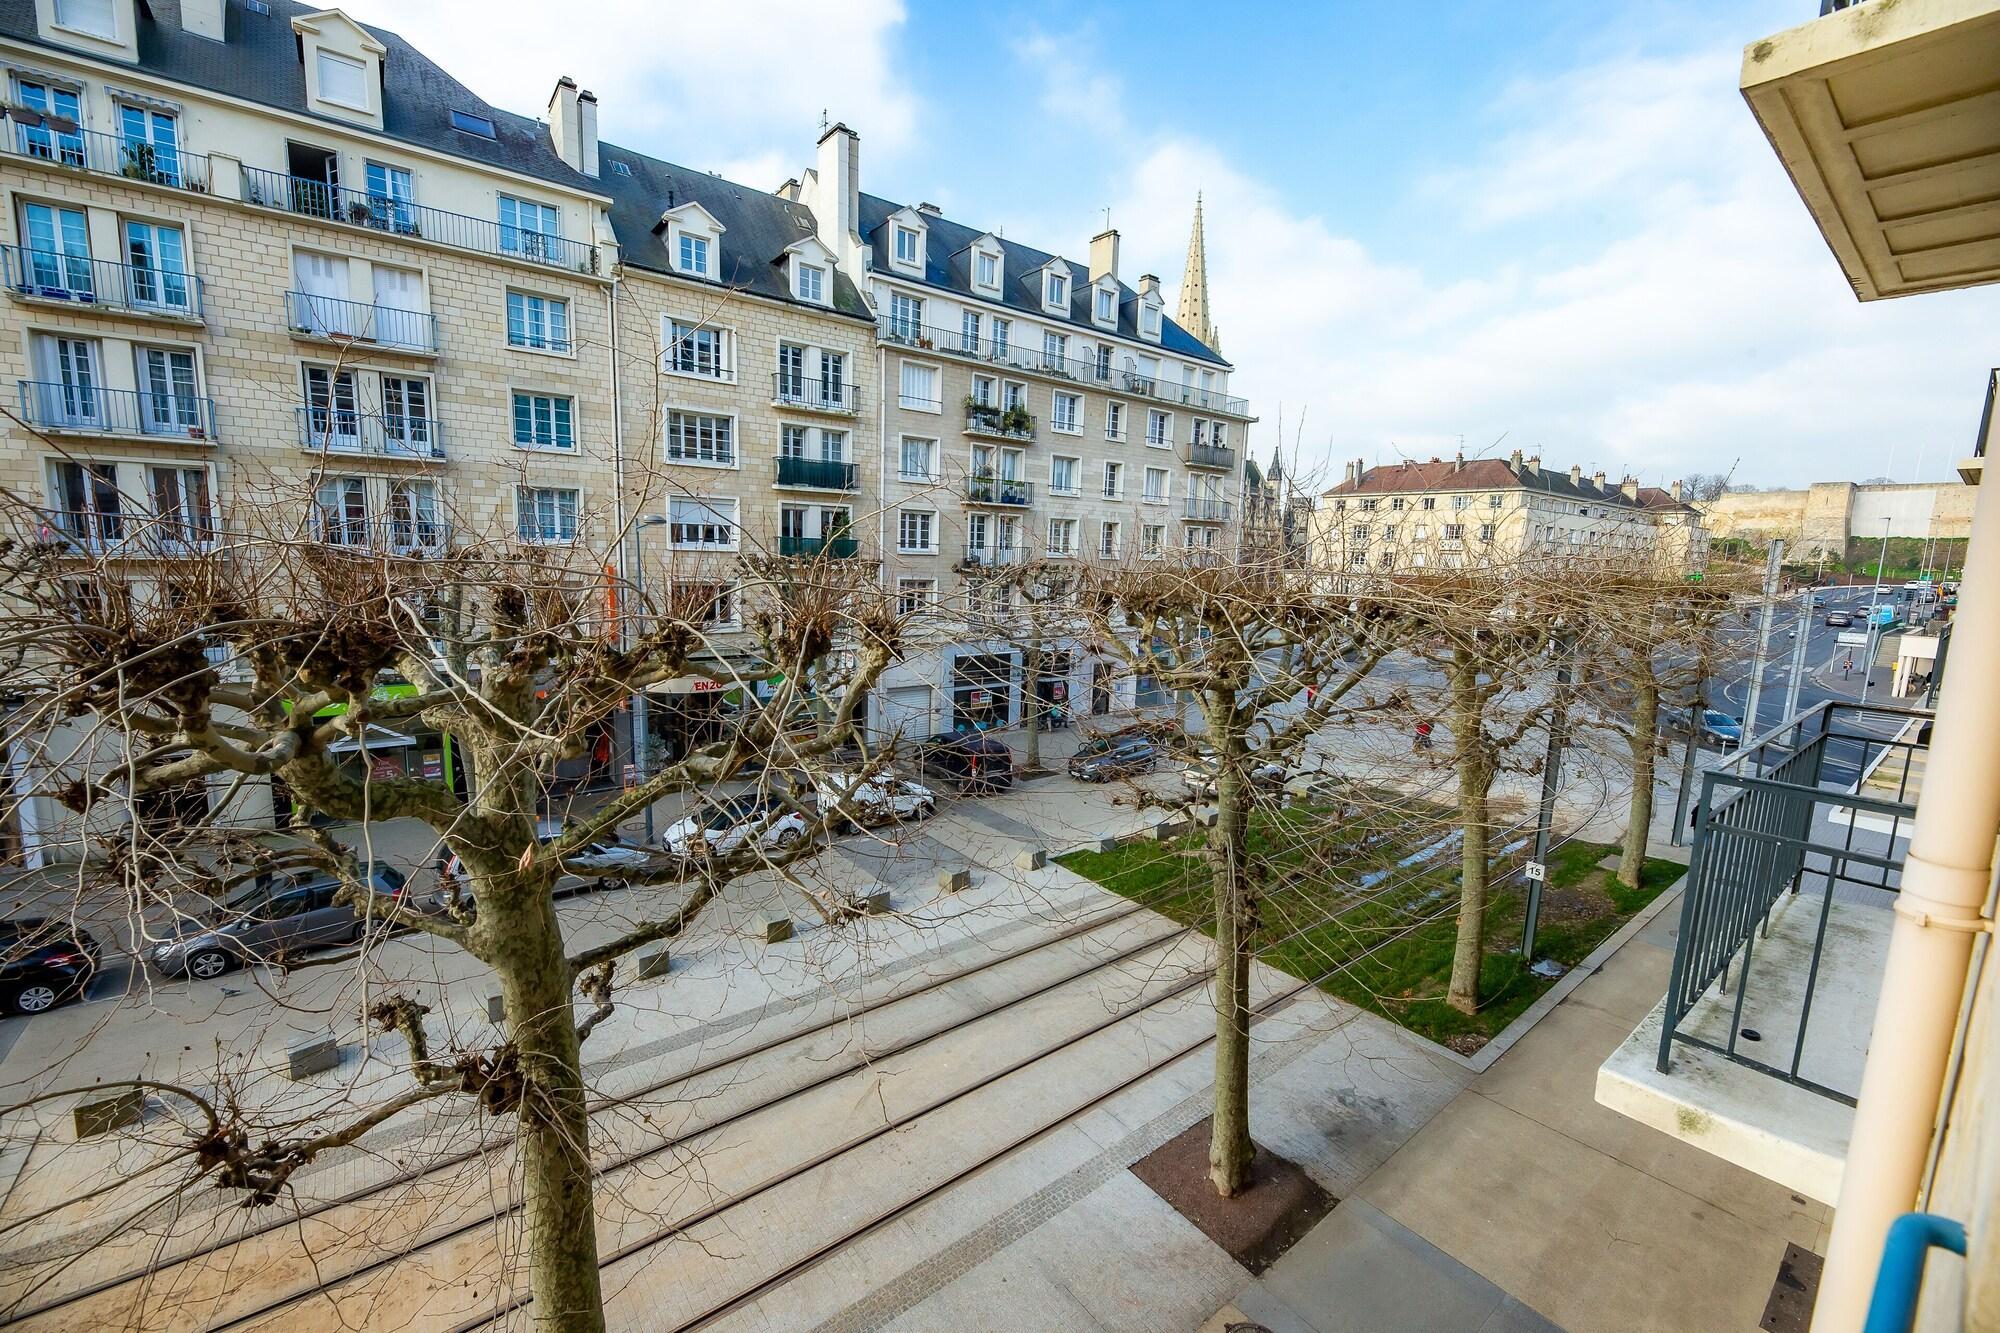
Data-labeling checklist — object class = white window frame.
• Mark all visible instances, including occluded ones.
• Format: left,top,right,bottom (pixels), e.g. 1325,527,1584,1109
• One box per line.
511,389,575,453
668,495,739,550
1145,409,1173,448
974,247,1001,293
53,0,118,39
505,289,571,356
898,434,938,483
1046,517,1077,557
1099,520,1121,558
1140,300,1162,342
1049,454,1080,497
1143,466,1170,504
896,576,937,616
1051,391,1081,435
516,485,581,546
792,260,827,305
1104,400,1127,442
1042,266,1069,314
663,317,734,382
1142,523,1165,557
1092,281,1117,329
897,507,937,554
314,50,369,111
1102,460,1123,500
898,358,941,414
664,409,738,468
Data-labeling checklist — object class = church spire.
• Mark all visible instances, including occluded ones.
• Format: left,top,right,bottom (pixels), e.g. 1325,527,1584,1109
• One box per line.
1177,192,1219,354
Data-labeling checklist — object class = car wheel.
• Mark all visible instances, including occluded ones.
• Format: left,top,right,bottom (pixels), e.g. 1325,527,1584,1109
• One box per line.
187,949,232,981
917,800,936,819
775,827,804,849
8,981,62,1015
601,877,629,893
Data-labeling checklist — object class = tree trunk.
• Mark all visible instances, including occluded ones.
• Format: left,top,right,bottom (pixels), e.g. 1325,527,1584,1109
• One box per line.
1621,679,1659,891
1206,697,1256,1196
1023,638,1042,772
1447,650,1491,1015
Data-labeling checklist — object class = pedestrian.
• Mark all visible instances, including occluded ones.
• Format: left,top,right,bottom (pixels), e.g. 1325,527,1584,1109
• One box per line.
1415,719,1434,751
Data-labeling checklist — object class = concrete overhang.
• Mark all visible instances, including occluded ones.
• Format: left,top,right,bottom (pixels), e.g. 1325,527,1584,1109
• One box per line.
1741,0,2000,301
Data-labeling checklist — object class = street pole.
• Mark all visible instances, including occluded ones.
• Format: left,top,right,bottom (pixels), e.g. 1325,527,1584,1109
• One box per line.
1744,539,1784,741
1672,675,1704,847
1782,588,1812,723
630,515,668,845
1523,644,1572,959
1860,620,1881,705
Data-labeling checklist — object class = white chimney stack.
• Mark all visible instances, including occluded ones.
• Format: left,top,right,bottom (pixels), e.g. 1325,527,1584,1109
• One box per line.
182,0,225,39
577,90,600,178
1090,228,1120,282
809,122,865,281
547,78,584,173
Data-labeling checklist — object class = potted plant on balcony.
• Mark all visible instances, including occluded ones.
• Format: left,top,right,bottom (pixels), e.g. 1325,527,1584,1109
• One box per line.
1001,403,1034,436
348,200,375,226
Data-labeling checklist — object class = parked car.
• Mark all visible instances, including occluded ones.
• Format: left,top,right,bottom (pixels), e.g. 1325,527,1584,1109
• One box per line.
1068,737,1161,782
560,840,657,884
816,772,937,831
659,793,810,860
915,733,1015,793
2,918,101,1015
149,863,410,980
1071,722,1168,759
1825,611,1855,628
1181,751,1288,800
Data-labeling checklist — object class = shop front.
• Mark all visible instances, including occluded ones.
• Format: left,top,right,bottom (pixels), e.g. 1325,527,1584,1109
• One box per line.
950,651,1017,733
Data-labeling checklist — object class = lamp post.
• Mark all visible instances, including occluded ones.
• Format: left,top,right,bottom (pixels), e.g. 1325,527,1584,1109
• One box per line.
631,515,669,844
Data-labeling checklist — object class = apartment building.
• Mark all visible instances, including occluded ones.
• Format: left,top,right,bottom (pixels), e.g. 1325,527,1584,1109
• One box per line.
1312,451,1709,579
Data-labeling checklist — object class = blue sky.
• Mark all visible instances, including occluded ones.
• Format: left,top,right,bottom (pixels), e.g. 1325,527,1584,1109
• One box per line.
349,0,1999,492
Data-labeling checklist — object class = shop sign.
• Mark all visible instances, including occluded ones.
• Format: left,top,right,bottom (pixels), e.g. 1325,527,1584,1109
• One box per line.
370,755,403,782
420,750,444,780
970,690,990,708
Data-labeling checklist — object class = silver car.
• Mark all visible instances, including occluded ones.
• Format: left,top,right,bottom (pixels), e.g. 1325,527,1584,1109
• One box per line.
149,864,409,980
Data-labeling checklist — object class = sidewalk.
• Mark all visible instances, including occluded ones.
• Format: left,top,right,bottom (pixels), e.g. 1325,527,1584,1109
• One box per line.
1209,876,1832,1333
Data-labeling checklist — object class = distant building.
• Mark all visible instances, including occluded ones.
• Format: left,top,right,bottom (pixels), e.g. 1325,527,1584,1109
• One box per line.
1241,449,1313,565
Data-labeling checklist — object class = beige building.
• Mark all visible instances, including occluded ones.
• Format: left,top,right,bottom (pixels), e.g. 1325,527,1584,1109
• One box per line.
1699,479,1977,558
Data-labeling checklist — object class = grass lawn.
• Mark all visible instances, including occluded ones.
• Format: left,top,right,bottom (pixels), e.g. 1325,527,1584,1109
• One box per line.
1056,798,1683,1055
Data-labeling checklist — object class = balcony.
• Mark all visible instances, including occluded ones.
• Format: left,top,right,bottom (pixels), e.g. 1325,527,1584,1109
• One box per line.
33,510,217,559
2,114,210,193
1184,441,1236,470
241,166,599,275
773,455,859,491
315,515,454,557
1597,701,1931,1203
2,246,203,322
776,534,860,559
1183,497,1235,523
1740,0,2000,299
18,382,216,443
964,403,1038,442
296,407,446,461
772,374,858,415
961,544,1029,568
964,475,1034,507
285,291,441,357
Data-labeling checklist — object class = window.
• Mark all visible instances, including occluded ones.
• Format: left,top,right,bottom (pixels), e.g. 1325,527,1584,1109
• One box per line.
22,202,92,296
1350,525,1370,543
794,262,825,304
1350,550,1370,569
517,487,580,544
1105,401,1126,441
1094,286,1116,324
1146,410,1171,447
1044,269,1068,309
896,577,936,616
899,360,939,411
377,375,432,455
1140,303,1162,339
363,162,415,233
991,318,1010,356
1358,498,1378,512
894,226,921,265
897,508,936,553
117,104,181,185
315,50,368,108
1453,495,1471,510
1046,517,1077,556
669,497,736,549
1391,497,1406,511
506,291,570,352
513,392,574,451
1383,525,1397,541
149,465,213,549
888,292,923,342
970,375,995,408
667,320,730,379
1421,497,1436,510
15,82,83,165
316,477,369,546
1488,493,1503,508
1142,523,1165,556
898,436,937,481
1043,330,1068,369
677,232,710,276
1052,392,1081,434
975,251,998,289
1050,456,1079,496
48,460,121,542
665,411,735,465
1143,467,1169,503
1102,461,1123,499
500,196,562,261
1099,521,1121,558
301,364,360,451
961,310,981,352
1002,381,1026,412
388,479,442,551
1380,550,1396,569
135,347,200,435
450,109,497,138
1479,524,1496,542
55,0,116,37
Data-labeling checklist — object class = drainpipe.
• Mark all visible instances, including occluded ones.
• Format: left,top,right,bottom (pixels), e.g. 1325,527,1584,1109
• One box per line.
1811,478,2000,1333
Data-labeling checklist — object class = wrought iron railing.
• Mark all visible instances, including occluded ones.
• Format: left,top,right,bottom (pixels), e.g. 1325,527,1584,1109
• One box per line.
964,475,1033,506
3,114,210,192
1658,701,1930,1103
879,318,1251,416
241,166,598,274
295,407,446,460
772,374,857,413
314,514,454,555
961,544,1029,567
1185,442,1236,470
776,534,859,558
2,245,202,318
18,381,216,441
33,509,217,557
773,455,858,490
1183,497,1235,522
964,404,1037,441
285,291,440,355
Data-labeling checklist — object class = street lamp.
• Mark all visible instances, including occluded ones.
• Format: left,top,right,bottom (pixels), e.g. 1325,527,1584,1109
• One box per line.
631,515,669,844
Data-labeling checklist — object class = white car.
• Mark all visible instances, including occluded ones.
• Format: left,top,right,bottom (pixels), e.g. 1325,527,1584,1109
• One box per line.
1181,753,1288,800
816,772,938,830
660,794,810,860
561,840,655,883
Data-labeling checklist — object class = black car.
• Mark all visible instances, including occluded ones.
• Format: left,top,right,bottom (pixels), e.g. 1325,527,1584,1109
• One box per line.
2,918,101,1015
1068,738,1160,782
916,733,1015,793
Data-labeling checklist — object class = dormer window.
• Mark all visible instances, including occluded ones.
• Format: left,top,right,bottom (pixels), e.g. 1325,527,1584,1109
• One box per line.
679,234,709,274
1043,269,1069,312
976,252,998,288
316,51,368,109
1093,283,1117,328
782,235,836,307
294,10,386,128
1140,301,1162,341
895,227,920,265
795,262,825,304
54,0,116,38
661,201,726,282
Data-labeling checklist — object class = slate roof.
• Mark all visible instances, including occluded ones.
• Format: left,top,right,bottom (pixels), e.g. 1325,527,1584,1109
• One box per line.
0,0,601,193
856,193,1230,369
1325,457,1681,513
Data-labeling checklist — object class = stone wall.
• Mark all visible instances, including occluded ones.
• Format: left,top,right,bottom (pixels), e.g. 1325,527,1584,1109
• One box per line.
1700,480,1975,556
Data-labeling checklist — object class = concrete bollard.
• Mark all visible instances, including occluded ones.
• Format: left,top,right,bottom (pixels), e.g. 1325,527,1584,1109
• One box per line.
1014,847,1048,871
1151,819,1190,842
762,916,794,944
636,948,672,980
1197,809,1219,828
73,1089,144,1139
487,993,507,1024
939,868,972,894
285,1035,340,1081
858,889,893,916
1093,834,1121,853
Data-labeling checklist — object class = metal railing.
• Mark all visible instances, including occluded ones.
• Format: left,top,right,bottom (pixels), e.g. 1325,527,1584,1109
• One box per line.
314,514,454,556
1185,442,1236,470
772,374,857,413
773,455,858,490
879,318,1252,416
964,475,1034,506
295,406,446,460
964,404,1037,441
961,544,1029,567
285,291,440,355
3,114,210,192
1183,497,1235,522
33,509,217,557
18,381,217,441
241,165,598,274
2,245,203,319
1658,701,1931,1103
776,534,860,558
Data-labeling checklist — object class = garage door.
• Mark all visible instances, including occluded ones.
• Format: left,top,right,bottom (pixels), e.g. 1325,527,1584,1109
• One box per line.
878,685,934,744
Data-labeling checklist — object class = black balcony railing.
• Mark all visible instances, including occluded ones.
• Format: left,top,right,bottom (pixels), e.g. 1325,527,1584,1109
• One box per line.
774,455,858,490
241,166,598,274
1183,497,1234,522
964,404,1037,441
2,245,202,319
3,114,210,192
772,373,857,413
777,534,860,559
1185,441,1236,470
296,407,446,460
1658,701,1930,1104
285,291,440,355
34,509,217,557
19,381,216,441
965,475,1034,506
877,317,1252,415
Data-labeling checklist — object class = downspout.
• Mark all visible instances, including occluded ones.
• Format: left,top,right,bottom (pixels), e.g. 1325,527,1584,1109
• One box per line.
1812,475,2000,1333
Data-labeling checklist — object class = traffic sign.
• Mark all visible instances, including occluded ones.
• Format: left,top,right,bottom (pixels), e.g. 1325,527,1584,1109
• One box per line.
1523,860,1546,882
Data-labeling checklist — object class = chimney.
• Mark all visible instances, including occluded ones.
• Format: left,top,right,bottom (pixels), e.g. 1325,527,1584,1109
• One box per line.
1592,470,1606,492
1509,448,1522,471
1136,273,1162,302
810,122,865,282
181,0,225,39
1671,479,1685,502
547,77,582,172
576,90,600,178
1524,454,1540,476
1569,464,1582,486
1620,477,1639,501
917,201,942,215
1090,228,1120,282
1453,451,1465,473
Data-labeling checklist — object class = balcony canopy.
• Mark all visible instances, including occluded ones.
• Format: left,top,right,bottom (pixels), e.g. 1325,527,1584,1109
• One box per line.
1741,0,2000,300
